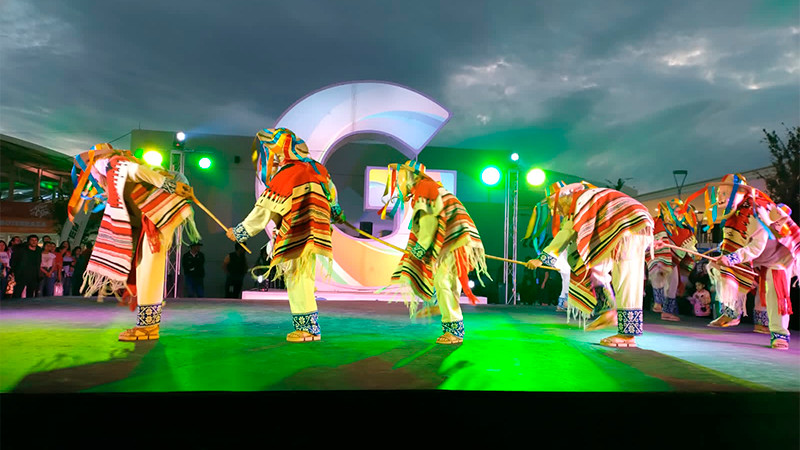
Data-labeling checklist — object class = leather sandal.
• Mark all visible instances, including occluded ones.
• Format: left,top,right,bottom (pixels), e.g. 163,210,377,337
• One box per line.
600,334,637,348
435,332,463,345
118,324,159,342
708,315,740,328
771,339,789,350
661,312,681,322
585,310,617,331
753,324,770,334
652,304,662,313
286,330,321,343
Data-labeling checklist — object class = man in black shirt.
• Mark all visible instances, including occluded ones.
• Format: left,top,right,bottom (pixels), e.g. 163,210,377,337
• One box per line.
182,242,206,297
11,235,42,298
223,243,248,298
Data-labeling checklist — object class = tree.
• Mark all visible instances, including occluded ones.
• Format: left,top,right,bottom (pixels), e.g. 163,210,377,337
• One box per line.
761,125,800,224
604,177,633,191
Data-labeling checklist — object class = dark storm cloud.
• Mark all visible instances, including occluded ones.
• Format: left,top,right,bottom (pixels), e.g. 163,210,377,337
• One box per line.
1,0,797,193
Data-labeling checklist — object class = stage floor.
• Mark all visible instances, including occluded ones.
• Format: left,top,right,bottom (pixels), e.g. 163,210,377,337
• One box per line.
1,296,798,393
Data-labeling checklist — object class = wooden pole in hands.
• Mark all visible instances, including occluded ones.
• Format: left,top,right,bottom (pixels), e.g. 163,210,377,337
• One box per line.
192,196,252,254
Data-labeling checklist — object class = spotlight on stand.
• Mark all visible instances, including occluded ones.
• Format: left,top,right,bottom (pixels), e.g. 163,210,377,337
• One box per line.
526,168,546,186
481,166,501,186
143,150,164,167
198,156,212,170
173,131,186,149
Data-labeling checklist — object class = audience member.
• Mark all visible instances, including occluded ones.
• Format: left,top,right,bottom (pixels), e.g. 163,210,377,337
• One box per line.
8,236,22,256
59,242,75,296
181,241,206,297
39,242,58,296
72,243,92,295
11,235,42,298
0,240,10,300
687,281,712,317
223,243,248,298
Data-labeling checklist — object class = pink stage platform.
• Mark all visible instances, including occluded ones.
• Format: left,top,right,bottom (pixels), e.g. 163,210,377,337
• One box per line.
240,289,487,304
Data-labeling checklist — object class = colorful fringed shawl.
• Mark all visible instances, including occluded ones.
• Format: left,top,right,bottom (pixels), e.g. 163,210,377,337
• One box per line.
83,157,134,297
757,206,799,315
561,189,652,321
566,248,596,324
83,158,198,298
718,196,758,297
571,188,653,268
646,217,696,294
391,179,488,313
263,161,333,278
773,208,800,279
646,217,672,273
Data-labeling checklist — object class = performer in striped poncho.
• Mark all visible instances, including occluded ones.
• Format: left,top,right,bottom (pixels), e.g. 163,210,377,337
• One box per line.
702,174,799,349
227,128,344,343
381,160,488,345
527,182,653,348
67,144,199,342
646,199,698,322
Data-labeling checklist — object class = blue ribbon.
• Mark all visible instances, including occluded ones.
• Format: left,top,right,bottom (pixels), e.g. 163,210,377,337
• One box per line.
719,176,740,229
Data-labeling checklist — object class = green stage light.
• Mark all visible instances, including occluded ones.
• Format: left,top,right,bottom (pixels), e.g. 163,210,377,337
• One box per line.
481,166,501,186
510,153,519,162
527,168,546,186
198,157,212,169
143,150,163,167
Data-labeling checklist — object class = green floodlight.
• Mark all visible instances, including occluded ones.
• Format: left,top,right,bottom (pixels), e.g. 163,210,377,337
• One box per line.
526,168,546,186
510,152,519,162
143,150,163,167
481,166,501,186
198,157,212,170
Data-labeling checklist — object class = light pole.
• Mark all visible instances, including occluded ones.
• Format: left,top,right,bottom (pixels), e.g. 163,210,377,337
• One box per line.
164,131,187,299
503,162,520,305
164,147,186,299
673,170,688,200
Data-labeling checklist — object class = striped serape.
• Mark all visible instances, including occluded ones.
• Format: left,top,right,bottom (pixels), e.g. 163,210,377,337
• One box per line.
718,196,758,297
391,179,488,315
82,158,199,299
265,161,333,279
571,188,653,269
83,157,134,297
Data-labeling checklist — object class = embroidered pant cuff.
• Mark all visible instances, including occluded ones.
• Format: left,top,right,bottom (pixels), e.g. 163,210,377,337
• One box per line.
442,320,465,338
292,311,321,335
618,309,643,336
771,332,790,343
753,310,769,327
137,304,162,327
723,305,742,320
653,287,664,306
663,297,679,315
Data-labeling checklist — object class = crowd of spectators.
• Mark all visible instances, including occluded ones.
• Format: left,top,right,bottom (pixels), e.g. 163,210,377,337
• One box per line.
0,235,93,299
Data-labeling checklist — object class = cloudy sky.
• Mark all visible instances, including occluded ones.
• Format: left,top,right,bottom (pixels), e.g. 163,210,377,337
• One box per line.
2,0,798,192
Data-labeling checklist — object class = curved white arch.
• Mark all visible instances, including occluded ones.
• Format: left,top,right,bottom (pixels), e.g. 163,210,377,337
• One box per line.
262,81,451,291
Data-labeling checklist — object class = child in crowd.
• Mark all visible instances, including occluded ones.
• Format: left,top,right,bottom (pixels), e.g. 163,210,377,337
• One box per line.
687,281,711,317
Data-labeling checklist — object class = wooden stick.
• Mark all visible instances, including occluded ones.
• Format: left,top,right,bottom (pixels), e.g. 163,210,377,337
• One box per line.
660,242,758,276
343,222,558,271
192,196,252,254
485,254,561,271
342,222,408,253
660,242,717,262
